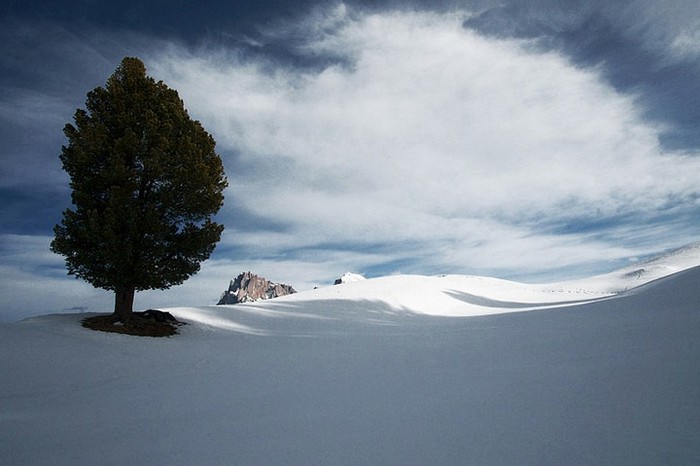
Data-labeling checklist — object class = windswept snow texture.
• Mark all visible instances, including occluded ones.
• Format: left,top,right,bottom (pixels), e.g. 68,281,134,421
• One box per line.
1,246,700,465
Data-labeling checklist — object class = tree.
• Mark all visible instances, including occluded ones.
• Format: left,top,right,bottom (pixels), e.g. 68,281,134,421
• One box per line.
51,57,227,324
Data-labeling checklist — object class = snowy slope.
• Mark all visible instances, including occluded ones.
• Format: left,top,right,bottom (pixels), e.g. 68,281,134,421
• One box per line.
551,241,700,292
1,244,699,465
218,241,700,319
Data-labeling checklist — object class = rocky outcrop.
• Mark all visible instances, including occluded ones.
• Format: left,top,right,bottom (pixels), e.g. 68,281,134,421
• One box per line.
334,272,366,285
217,272,296,305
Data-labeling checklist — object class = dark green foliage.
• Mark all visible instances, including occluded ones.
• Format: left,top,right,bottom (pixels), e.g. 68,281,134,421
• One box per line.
51,57,227,320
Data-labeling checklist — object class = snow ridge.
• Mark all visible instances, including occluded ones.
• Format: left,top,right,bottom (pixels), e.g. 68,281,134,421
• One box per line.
228,241,700,319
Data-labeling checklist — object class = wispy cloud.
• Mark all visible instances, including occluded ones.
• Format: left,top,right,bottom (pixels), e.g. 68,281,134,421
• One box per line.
464,0,700,150
148,7,700,283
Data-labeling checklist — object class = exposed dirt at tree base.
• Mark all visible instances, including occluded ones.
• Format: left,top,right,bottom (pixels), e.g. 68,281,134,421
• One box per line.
82,313,183,337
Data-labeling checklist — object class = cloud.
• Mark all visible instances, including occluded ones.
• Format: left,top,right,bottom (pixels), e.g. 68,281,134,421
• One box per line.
670,29,700,60
463,0,700,150
146,6,700,283
463,0,700,63
621,0,700,62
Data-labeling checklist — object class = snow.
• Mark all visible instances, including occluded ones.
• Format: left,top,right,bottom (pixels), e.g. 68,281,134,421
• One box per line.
1,244,700,465
247,241,700,318
335,271,366,284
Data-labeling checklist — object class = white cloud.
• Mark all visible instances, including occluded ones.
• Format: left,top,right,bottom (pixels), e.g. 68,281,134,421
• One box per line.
145,7,700,283
623,0,700,62
671,29,700,59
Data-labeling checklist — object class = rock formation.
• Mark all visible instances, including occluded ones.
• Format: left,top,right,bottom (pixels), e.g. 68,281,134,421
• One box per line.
217,272,296,305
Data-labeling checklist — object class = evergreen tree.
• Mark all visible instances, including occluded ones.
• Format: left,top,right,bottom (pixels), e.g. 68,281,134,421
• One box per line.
51,57,227,323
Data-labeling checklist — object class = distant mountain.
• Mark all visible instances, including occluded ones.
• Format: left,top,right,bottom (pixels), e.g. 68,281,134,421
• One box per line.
334,272,366,285
217,272,296,305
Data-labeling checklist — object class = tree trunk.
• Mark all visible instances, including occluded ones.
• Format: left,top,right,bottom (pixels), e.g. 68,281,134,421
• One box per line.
113,286,135,323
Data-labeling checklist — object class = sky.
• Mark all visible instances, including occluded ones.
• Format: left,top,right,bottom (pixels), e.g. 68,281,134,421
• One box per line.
1,0,699,320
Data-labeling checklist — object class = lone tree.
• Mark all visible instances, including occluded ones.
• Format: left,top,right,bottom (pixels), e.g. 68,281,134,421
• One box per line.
51,57,227,324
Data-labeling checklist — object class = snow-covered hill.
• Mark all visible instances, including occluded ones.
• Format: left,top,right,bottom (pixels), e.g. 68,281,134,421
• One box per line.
555,241,700,292
207,241,700,320
1,243,699,465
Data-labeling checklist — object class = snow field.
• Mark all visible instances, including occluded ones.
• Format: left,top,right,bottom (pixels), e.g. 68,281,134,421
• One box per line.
1,243,699,465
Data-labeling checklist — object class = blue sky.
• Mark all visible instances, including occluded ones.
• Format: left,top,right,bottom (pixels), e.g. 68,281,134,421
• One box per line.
1,0,699,321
